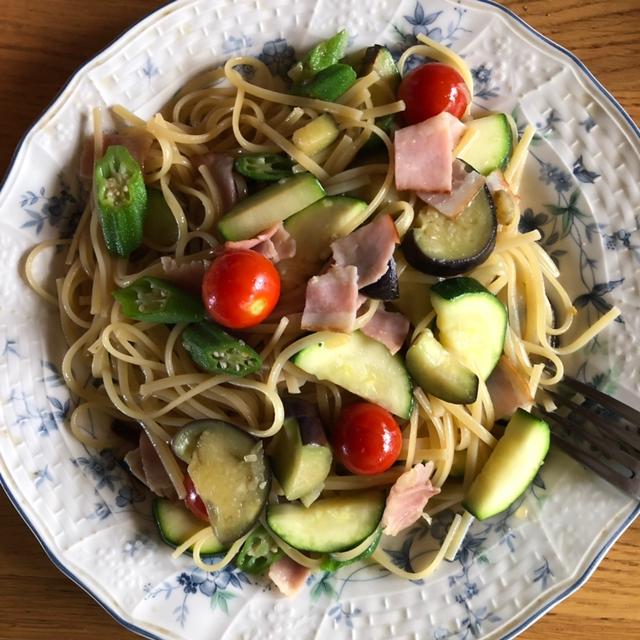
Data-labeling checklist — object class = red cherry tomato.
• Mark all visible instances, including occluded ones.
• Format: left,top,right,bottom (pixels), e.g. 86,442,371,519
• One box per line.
398,62,470,125
202,249,280,329
332,403,402,475
184,474,209,523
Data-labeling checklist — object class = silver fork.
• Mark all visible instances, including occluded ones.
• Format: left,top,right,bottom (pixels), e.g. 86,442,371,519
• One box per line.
533,375,640,500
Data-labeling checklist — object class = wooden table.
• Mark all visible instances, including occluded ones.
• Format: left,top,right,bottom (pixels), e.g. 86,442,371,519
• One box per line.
0,1,638,638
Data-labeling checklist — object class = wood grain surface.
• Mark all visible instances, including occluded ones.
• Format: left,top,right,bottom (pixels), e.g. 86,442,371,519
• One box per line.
0,1,638,639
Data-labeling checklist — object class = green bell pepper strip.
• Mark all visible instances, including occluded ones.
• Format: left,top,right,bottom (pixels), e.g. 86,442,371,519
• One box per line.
235,526,283,575
234,154,294,182
94,145,148,257
289,30,349,82
320,528,382,572
291,63,357,102
181,321,262,376
113,277,207,324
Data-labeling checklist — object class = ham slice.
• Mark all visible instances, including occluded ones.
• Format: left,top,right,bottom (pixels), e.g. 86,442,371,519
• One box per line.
418,159,486,218
79,131,153,179
331,215,399,288
225,224,296,264
486,356,533,421
160,257,210,295
301,266,359,333
267,225,296,262
194,153,237,212
381,462,441,536
485,169,510,194
394,112,466,193
124,447,146,485
268,557,311,597
139,432,177,499
361,307,410,355
224,224,280,252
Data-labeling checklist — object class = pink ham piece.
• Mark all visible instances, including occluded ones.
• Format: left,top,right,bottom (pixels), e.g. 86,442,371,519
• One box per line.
138,432,177,499
394,112,466,193
124,447,146,485
193,153,237,212
79,131,153,179
331,214,399,288
361,307,410,355
265,224,297,262
486,356,534,421
301,265,359,333
268,556,311,597
225,224,296,264
418,159,486,218
381,461,441,536
485,169,510,194
160,257,210,295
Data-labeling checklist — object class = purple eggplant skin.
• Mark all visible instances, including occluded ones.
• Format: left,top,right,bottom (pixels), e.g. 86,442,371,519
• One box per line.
401,187,497,278
282,397,329,447
360,259,399,300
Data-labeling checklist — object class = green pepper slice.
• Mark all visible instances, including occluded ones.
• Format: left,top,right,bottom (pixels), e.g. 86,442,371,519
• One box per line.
181,321,262,376
94,145,148,257
291,63,357,102
235,526,283,575
113,277,207,323
234,154,294,182
289,30,349,82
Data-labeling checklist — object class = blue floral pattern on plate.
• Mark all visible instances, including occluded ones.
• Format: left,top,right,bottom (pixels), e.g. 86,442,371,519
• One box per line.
145,564,250,626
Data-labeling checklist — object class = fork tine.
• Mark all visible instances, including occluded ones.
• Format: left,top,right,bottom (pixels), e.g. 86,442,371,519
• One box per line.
546,389,640,462
533,408,640,500
558,376,640,425
549,433,640,501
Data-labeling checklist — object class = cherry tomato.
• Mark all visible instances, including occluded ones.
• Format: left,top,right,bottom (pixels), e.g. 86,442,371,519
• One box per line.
184,474,209,523
332,403,402,475
202,249,280,329
398,62,470,125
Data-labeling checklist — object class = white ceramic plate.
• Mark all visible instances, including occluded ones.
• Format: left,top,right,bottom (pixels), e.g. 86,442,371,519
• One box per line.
1,1,638,638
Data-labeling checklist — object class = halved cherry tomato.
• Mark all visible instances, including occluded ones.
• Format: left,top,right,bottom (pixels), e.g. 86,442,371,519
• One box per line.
202,249,280,329
184,474,209,523
398,62,470,125
332,403,402,475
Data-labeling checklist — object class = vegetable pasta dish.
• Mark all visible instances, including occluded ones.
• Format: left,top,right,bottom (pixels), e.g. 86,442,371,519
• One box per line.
25,29,619,594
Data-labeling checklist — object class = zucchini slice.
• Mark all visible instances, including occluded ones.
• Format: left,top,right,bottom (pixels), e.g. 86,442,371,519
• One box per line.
266,491,385,553
463,409,550,520
269,415,333,501
406,329,479,404
359,45,400,105
431,277,507,380
457,113,513,176
218,173,325,241
292,330,413,419
402,187,497,277
282,196,368,279
153,499,226,556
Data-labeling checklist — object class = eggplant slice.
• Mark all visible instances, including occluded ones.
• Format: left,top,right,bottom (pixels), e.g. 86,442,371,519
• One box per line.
185,420,271,545
360,258,399,300
402,187,497,277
